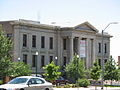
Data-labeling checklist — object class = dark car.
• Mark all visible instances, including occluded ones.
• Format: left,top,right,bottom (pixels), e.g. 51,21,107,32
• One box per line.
53,77,69,86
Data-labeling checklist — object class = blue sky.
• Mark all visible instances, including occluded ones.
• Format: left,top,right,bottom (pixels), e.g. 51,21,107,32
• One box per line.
0,0,120,61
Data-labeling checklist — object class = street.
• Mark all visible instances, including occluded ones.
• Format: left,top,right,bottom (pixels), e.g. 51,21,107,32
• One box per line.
53,87,120,90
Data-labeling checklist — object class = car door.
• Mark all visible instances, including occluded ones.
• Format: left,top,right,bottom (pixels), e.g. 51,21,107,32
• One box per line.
25,78,45,90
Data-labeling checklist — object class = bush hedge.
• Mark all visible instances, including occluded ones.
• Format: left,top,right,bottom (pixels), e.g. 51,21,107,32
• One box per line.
77,78,90,87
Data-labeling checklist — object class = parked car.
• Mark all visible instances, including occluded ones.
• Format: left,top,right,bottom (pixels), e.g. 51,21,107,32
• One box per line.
0,76,53,90
53,77,69,86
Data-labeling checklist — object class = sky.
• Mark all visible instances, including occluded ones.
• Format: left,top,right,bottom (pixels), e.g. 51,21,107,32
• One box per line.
0,0,120,61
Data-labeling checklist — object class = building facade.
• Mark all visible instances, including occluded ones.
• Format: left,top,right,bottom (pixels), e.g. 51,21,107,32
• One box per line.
0,19,111,74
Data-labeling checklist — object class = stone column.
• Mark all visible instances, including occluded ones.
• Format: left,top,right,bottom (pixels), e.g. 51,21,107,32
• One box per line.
69,36,74,60
86,38,90,69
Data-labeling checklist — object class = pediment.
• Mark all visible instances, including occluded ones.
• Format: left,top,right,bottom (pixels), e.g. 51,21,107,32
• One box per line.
74,22,98,32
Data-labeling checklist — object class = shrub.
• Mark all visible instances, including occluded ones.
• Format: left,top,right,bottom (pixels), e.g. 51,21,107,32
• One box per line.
0,80,3,85
77,78,90,87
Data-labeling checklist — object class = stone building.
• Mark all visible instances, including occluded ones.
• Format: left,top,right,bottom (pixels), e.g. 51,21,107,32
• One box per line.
0,19,111,74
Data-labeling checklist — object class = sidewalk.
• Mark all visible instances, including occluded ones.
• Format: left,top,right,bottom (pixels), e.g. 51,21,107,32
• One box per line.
53,86,120,90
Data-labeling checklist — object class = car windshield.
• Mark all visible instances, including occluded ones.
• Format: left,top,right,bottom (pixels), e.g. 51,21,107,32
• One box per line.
8,78,28,84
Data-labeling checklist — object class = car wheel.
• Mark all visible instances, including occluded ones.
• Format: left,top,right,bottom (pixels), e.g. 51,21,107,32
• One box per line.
45,88,49,90
20,88,24,90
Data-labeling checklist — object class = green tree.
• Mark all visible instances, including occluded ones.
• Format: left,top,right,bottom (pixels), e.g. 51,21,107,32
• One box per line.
11,62,32,77
0,24,32,78
43,61,61,82
104,56,118,84
91,60,101,81
0,24,12,77
65,55,86,83
90,60,101,90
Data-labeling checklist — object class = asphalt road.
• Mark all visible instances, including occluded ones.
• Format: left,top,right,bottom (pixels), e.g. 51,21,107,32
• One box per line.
53,87,120,90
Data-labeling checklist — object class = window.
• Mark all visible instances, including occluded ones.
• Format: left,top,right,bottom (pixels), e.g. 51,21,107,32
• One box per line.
23,54,27,64
32,55,36,67
63,57,67,66
63,39,66,50
41,36,45,48
28,78,44,84
49,37,53,49
50,56,53,63
104,43,107,53
41,55,45,67
32,35,36,47
98,43,101,53
23,34,27,47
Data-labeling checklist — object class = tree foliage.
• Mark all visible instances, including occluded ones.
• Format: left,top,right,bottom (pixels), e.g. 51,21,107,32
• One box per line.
0,24,12,59
90,60,101,81
104,56,118,81
43,61,61,82
0,25,31,77
0,25,12,77
65,55,86,83
11,62,32,77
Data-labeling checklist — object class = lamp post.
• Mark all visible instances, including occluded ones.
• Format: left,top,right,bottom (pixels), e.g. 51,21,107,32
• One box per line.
35,51,38,76
76,55,79,90
101,22,118,89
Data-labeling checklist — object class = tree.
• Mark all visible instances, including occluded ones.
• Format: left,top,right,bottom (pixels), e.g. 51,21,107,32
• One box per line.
11,62,32,77
104,56,118,84
43,61,61,82
0,24,32,79
65,55,86,83
0,24,12,77
90,60,101,90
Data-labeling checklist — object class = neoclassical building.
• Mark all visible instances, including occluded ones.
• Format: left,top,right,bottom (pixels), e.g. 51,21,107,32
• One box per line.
0,19,111,74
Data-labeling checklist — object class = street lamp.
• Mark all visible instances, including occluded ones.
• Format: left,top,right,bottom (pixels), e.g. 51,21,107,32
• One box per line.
18,57,20,62
35,51,38,76
55,56,58,65
101,22,118,89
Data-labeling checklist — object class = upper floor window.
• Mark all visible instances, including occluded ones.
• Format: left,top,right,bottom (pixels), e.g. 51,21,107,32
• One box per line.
23,34,27,47
23,54,27,64
49,37,53,49
32,35,36,48
98,43,101,53
41,36,45,48
104,43,107,53
63,38,66,50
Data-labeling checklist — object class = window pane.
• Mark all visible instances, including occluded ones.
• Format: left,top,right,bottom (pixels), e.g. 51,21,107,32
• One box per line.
98,43,101,53
49,37,53,49
23,54,27,64
32,35,36,47
41,55,45,67
50,56,53,63
63,39,66,50
41,36,45,48
23,34,27,47
32,55,36,67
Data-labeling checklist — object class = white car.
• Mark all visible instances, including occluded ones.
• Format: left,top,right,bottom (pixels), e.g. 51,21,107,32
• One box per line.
0,76,53,90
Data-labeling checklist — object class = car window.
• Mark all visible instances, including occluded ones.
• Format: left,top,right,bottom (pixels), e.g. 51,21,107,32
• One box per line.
36,78,44,84
8,78,28,84
28,78,44,85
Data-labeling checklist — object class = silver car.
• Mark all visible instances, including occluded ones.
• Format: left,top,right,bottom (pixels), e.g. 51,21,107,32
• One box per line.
0,76,53,90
